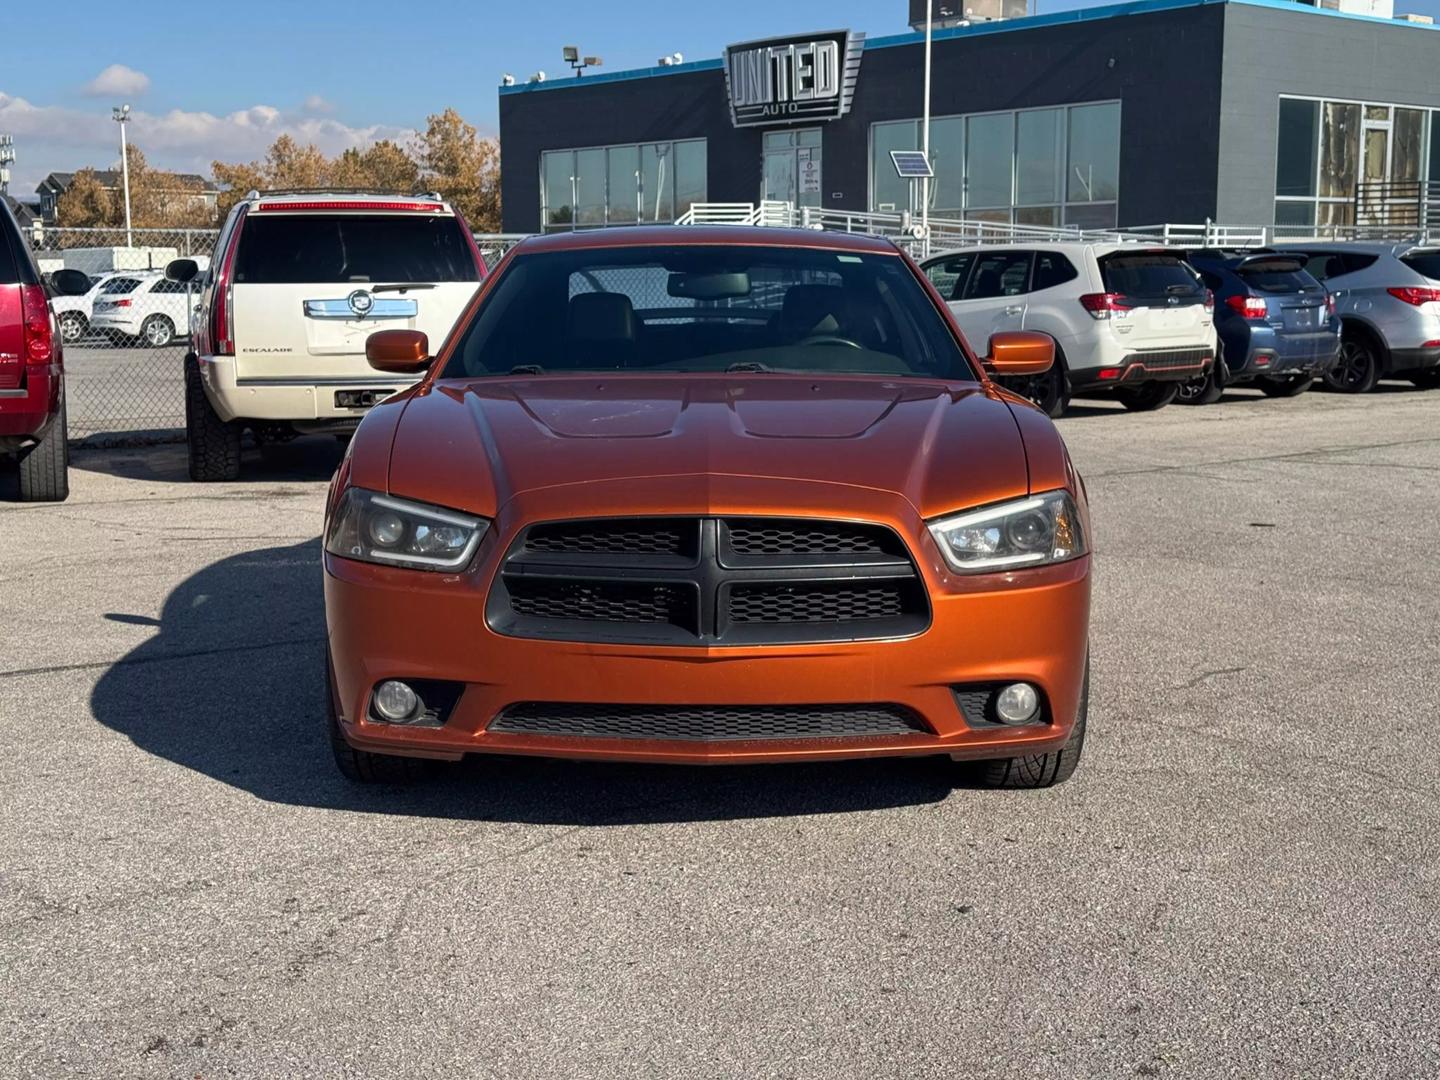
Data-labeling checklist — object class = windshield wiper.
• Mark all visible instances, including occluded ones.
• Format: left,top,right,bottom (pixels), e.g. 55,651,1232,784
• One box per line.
372,283,437,294
725,361,774,373
507,364,545,375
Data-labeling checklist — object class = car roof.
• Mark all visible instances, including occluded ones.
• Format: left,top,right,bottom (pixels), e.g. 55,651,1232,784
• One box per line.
921,241,1184,263
1268,240,1431,257
243,190,456,214
514,225,902,256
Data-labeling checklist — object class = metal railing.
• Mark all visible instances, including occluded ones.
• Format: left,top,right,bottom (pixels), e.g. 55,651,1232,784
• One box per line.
1354,180,1440,232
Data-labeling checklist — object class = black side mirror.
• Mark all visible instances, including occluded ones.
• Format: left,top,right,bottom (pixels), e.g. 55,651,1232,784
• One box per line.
166,258,199,283
51,268,93,297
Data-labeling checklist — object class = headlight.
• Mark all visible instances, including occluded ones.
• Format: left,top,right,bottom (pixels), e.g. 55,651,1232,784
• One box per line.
325,488,488,572
928,490,1086,574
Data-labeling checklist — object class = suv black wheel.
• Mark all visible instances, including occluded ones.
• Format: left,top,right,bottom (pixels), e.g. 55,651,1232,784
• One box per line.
970,659,1089,789
1325,331,1381,393
1258,374,1313,398
184,354,241,481
327,658,431,784
1002,347,1070,418
1115,381,1179,412
1410,369,1440,390
17,394,69,503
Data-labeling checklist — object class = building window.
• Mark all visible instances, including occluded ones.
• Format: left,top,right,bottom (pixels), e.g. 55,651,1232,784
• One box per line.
869,101,1119,228
541,138,707,231
1276,96,1440,230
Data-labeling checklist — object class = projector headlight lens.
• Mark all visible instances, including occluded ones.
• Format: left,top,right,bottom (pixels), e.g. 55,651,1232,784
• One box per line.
326,488,488,572
928,490,1086,574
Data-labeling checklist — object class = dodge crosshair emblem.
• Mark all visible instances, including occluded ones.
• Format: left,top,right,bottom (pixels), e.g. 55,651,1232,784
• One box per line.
347,289,375,318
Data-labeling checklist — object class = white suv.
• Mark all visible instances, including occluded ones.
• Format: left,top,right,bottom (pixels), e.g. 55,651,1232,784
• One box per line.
167,190,486,480
88,271,194,347
922,243,1216,415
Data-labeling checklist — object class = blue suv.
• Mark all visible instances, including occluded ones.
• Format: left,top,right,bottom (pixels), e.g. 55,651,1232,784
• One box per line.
1177,252,1341,404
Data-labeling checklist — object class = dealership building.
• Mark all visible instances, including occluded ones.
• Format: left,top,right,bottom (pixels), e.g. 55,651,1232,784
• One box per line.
497,0,1440,235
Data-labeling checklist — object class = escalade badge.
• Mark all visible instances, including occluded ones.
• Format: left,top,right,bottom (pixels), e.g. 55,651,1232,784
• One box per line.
348,289,375,318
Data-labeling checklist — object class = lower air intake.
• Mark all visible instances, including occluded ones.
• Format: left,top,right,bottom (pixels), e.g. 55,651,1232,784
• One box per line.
489,702,929,741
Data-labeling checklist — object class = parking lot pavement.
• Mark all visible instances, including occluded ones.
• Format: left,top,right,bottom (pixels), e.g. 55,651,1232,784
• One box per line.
63,343,187,440
2,387,1438,1079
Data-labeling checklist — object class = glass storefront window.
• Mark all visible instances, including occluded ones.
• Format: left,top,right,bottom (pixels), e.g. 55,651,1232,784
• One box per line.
930,116,965,212
1016,108,1063,206
1394,109,1425,184
1274,201,1315,228
1276,98,1319,198
1067,103,1120,203
1016,206,1060,227
1062,203,1117,230
966,112,1014,209
540,139,705,230
1319,102,1360,199
871,120,918,211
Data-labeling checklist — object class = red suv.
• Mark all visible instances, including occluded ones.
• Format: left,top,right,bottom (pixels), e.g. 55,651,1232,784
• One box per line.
1,200,86,501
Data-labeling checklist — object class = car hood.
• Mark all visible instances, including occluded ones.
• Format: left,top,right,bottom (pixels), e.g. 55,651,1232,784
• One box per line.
384,375,1031,520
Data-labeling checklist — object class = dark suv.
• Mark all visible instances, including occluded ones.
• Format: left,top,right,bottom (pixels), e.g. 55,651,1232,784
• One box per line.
0,200,86,501
1176,252,1341,404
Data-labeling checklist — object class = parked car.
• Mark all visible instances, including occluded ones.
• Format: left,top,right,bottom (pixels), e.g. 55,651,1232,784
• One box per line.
1268,241,1440,392
168,190,488,482
48,271,112,343
1174,251,1341,404
1,199,88,501
921,243,1215,416
88,271,194,348
323,227,1092,788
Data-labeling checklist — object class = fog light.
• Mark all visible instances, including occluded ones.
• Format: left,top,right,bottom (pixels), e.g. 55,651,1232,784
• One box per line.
995,682,1040,725
373,680,420,722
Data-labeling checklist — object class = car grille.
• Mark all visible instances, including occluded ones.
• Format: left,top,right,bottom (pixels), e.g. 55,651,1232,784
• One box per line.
488,702,929,741
487,516,929,646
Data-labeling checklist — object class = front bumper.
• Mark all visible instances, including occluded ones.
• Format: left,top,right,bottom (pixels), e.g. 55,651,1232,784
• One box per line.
324,486,1092,766
197,354,417,423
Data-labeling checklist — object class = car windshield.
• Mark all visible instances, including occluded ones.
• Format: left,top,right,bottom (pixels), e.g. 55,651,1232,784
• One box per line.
234,214,480,284
441,245,973,380
1238,259,1321,294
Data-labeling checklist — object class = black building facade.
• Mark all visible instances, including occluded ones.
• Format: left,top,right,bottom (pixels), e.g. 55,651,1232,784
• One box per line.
498,0,1440,234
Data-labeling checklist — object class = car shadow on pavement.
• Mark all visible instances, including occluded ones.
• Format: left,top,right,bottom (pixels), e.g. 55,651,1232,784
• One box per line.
71,438,346,483
90,538,954,824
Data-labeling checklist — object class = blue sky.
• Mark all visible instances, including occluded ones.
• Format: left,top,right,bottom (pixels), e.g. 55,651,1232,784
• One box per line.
3,0,1438,192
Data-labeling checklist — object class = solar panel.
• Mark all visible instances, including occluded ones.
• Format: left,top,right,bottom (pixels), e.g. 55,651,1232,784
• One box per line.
889,150,934,178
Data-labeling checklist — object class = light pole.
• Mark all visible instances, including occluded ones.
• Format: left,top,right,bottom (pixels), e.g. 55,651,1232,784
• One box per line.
921,0,934,256
112,104,132,247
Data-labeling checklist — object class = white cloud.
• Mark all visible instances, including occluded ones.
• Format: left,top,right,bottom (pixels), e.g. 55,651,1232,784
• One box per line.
301,94,335,114
82,64,151,98
0,91,414,192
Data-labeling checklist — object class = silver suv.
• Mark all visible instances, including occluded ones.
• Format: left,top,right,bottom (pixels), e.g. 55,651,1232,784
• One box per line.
1271,241,1440,392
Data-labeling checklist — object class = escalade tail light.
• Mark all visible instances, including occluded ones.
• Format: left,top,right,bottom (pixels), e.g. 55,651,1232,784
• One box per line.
1225,295,1269,319
19,284,55,363
212,205,248,356
1078,293,1132,320
1387,286,1440,306
255,200,445,214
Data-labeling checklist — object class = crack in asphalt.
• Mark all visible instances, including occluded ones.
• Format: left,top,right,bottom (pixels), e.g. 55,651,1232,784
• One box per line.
0,635,326,681
1086,435,1440,481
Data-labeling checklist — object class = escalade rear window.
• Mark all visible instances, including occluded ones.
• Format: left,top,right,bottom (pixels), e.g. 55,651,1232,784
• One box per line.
443,245,974,381
233,214,480,285
1400,251,1440,281
1101,255,1205,301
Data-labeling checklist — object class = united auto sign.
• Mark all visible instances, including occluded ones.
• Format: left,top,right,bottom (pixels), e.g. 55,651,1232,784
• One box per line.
725,31,864,128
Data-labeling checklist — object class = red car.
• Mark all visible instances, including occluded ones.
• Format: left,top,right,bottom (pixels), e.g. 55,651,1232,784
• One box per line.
0,200,86,502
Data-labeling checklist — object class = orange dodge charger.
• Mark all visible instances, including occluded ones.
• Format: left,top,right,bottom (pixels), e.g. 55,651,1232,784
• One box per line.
323,226,1092,787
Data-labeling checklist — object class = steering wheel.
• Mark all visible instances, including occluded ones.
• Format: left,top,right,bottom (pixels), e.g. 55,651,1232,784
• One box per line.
797,334,864,350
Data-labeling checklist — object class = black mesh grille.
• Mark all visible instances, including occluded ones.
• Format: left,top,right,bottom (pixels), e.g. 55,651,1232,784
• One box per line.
728,582,907,623
508,579,693,624
525,519,688,556
726,519,893,557
490,702,928,741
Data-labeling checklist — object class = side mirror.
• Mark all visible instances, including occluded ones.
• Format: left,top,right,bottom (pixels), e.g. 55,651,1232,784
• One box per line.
51,268,93,297
366,329,431,374
166,258,199,283
984,331,1054,376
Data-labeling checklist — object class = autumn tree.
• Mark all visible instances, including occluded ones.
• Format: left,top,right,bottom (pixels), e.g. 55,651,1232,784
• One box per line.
414,108,501,231
56,145,214,229
54,168,113,227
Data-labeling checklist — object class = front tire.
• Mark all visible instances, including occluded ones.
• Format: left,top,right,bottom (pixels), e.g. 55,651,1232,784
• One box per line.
1258,375,1314,398
1115,381,1179,412
58,313,87,344
17,395,70,503
971,661,1089,789
327,659,431,784
1325,332,1380,393
1002,348,1070,418
184,355,241,482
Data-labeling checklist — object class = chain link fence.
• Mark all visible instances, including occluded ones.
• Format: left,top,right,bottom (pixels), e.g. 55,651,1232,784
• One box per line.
31,226,529,444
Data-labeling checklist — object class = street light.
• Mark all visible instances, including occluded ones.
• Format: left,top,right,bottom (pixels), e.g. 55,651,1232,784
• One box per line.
563,45,602,76
111,104,133,247
921,0,933,256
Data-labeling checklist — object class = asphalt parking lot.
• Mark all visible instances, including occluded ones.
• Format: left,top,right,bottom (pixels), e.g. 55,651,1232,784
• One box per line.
2,386,1438,1079
63,343,187,440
